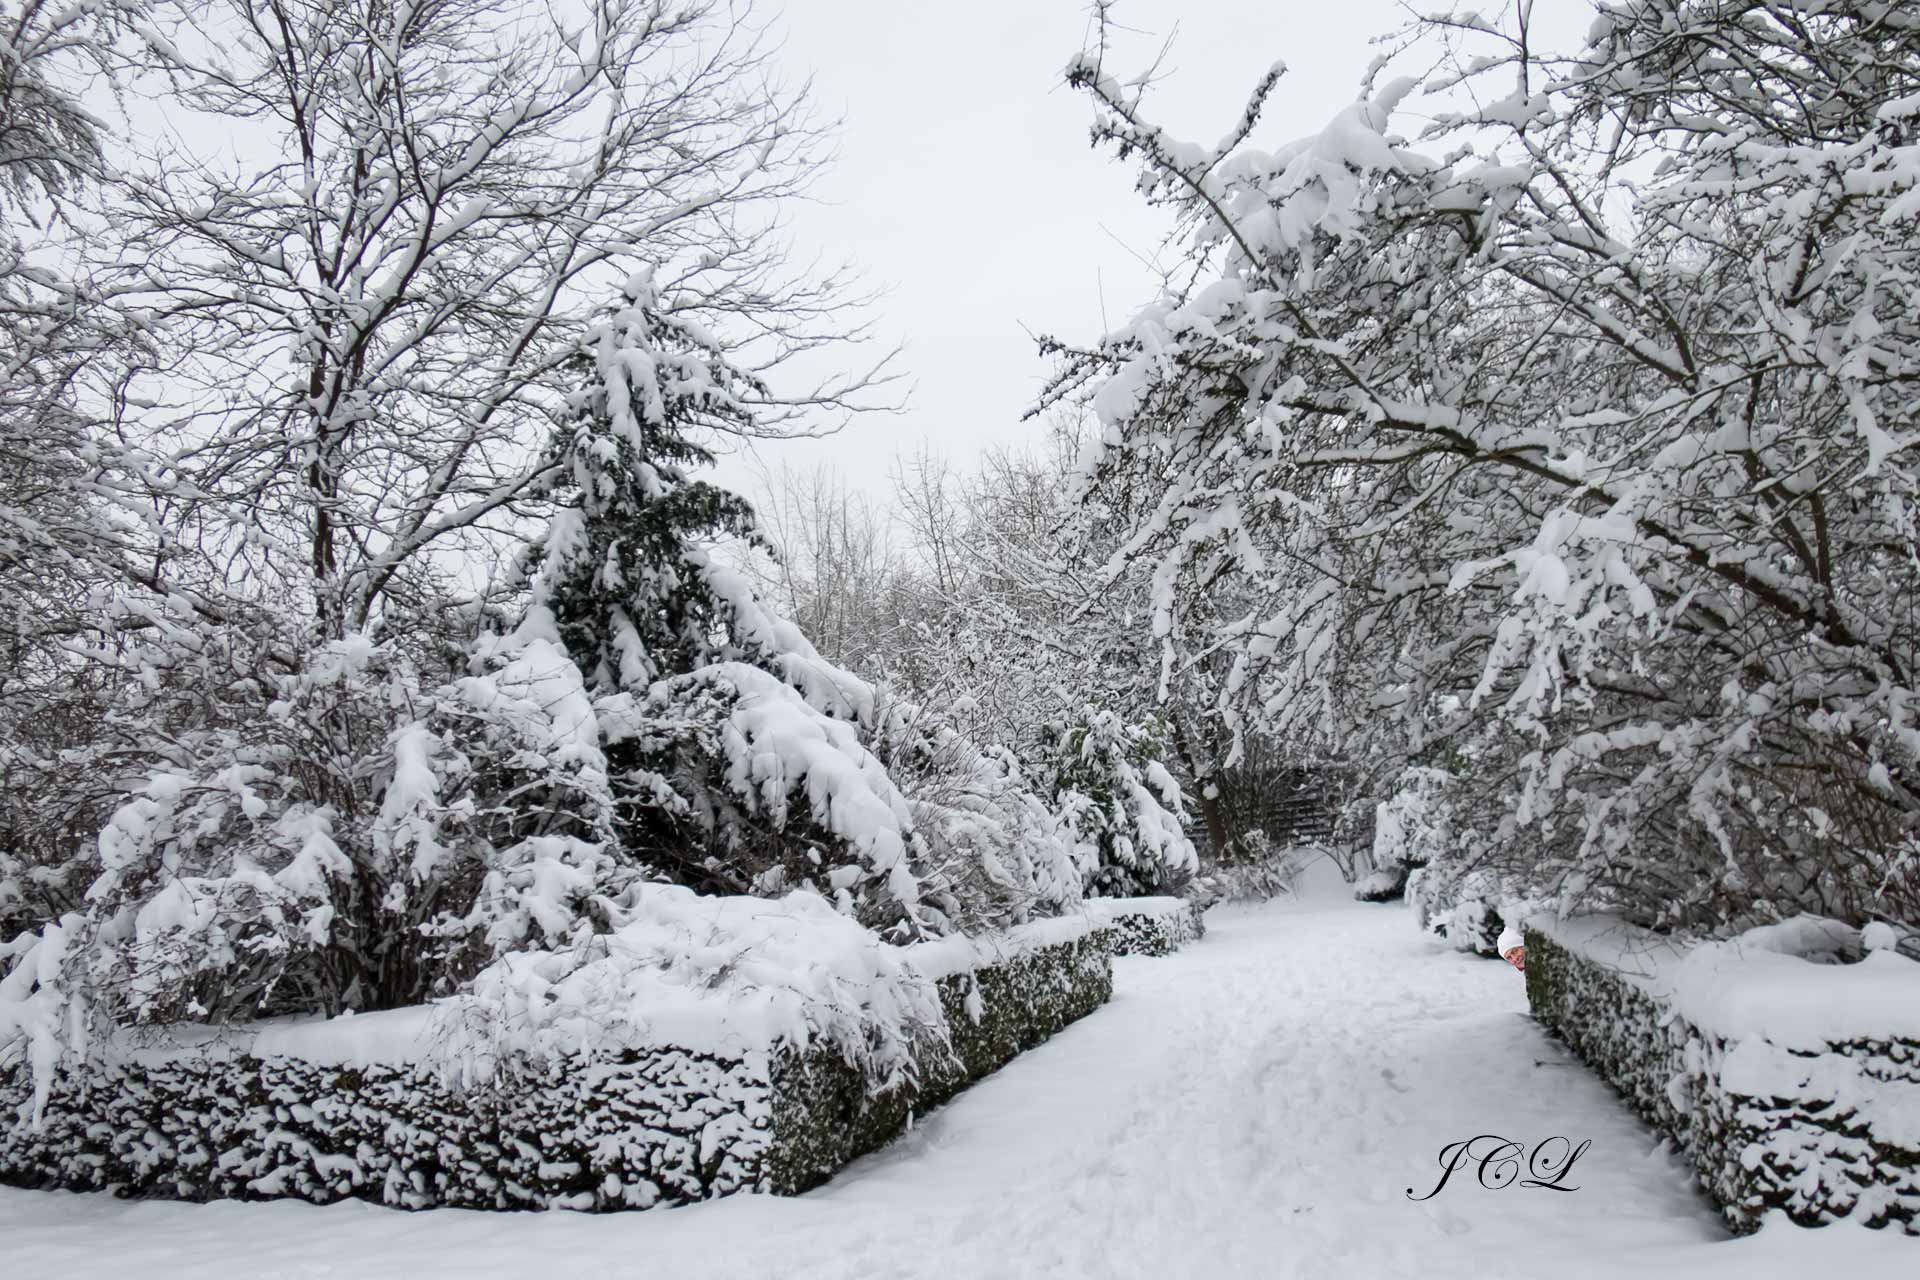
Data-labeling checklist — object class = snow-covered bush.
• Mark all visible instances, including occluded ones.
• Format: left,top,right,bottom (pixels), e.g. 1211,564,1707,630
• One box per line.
1407,866,1508,956
861,697,1089,934
1525,915,1920,1235
1043,709,1196,897
1353,766,1461,903
1368,765,1525,952
1184,831,1299,906
0,618,637,1074
1368,768,1453,880
427,883,950,1096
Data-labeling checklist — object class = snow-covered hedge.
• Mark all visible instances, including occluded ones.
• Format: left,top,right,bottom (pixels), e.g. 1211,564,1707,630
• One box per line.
771,923,1112,1193
0,1034,762,1209
0,892,1113,1211
1084,897,1206,957
1523,917,1920,1236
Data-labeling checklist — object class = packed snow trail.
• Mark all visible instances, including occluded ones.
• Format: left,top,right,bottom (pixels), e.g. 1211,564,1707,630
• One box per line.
2,874,1908,1279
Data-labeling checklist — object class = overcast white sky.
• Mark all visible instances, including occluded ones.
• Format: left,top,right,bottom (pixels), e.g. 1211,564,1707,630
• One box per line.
722,0,1423,501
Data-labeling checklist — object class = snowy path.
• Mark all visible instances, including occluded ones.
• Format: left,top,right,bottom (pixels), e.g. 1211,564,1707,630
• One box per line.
2,886,1908,1279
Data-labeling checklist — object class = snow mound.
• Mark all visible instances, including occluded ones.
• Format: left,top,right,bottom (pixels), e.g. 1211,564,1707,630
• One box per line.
430,884,947,1091
1529,913,1920,1049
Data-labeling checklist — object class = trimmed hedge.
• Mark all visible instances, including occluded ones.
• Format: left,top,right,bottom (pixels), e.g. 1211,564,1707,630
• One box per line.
0,933,1111,1211
1085,897,1207,957
768,930,1112,1194
1524,925,1919,1235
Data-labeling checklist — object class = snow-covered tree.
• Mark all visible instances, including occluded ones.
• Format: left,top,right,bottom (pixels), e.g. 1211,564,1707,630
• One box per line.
103,0,887,639
0,0,181,943
528,280,1085,934
1050,0,1920,932
1044,708,1195,896
518,277,917,922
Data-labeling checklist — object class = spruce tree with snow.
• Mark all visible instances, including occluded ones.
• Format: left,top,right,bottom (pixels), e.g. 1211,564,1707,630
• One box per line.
518,276,1084,937
531,271,773,691
520,274,913,916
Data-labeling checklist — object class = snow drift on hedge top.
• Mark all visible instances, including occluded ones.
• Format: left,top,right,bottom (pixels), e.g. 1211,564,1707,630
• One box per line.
1529,912,1920,1050
429,882,949,1093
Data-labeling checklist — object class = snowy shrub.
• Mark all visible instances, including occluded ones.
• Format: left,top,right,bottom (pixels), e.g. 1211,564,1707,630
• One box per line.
1372,765,1547,953
1406,861,1545,959
0,619,645,1107
1525,916,1920,1236
1354,766,1460,903
861,698,1088,935
1184,832,1299,906
1407,867,1505,957
425,883,951,1097
1043,709,1197,897
1368,768,1452,879
0,910,1113,1211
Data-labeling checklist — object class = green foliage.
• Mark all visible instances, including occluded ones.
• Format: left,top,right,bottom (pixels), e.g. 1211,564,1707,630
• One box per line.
1043,707,1195,897
528,278,771,692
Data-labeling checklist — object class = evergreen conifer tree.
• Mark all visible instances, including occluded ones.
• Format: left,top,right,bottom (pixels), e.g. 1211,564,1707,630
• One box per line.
531,271,775,691
524,274,929,923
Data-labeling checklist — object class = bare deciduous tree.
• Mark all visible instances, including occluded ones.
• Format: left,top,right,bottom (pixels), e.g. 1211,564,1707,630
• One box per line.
111,0,891,636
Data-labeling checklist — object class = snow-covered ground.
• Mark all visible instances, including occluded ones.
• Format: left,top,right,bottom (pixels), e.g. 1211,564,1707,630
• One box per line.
4,865,1909,1279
